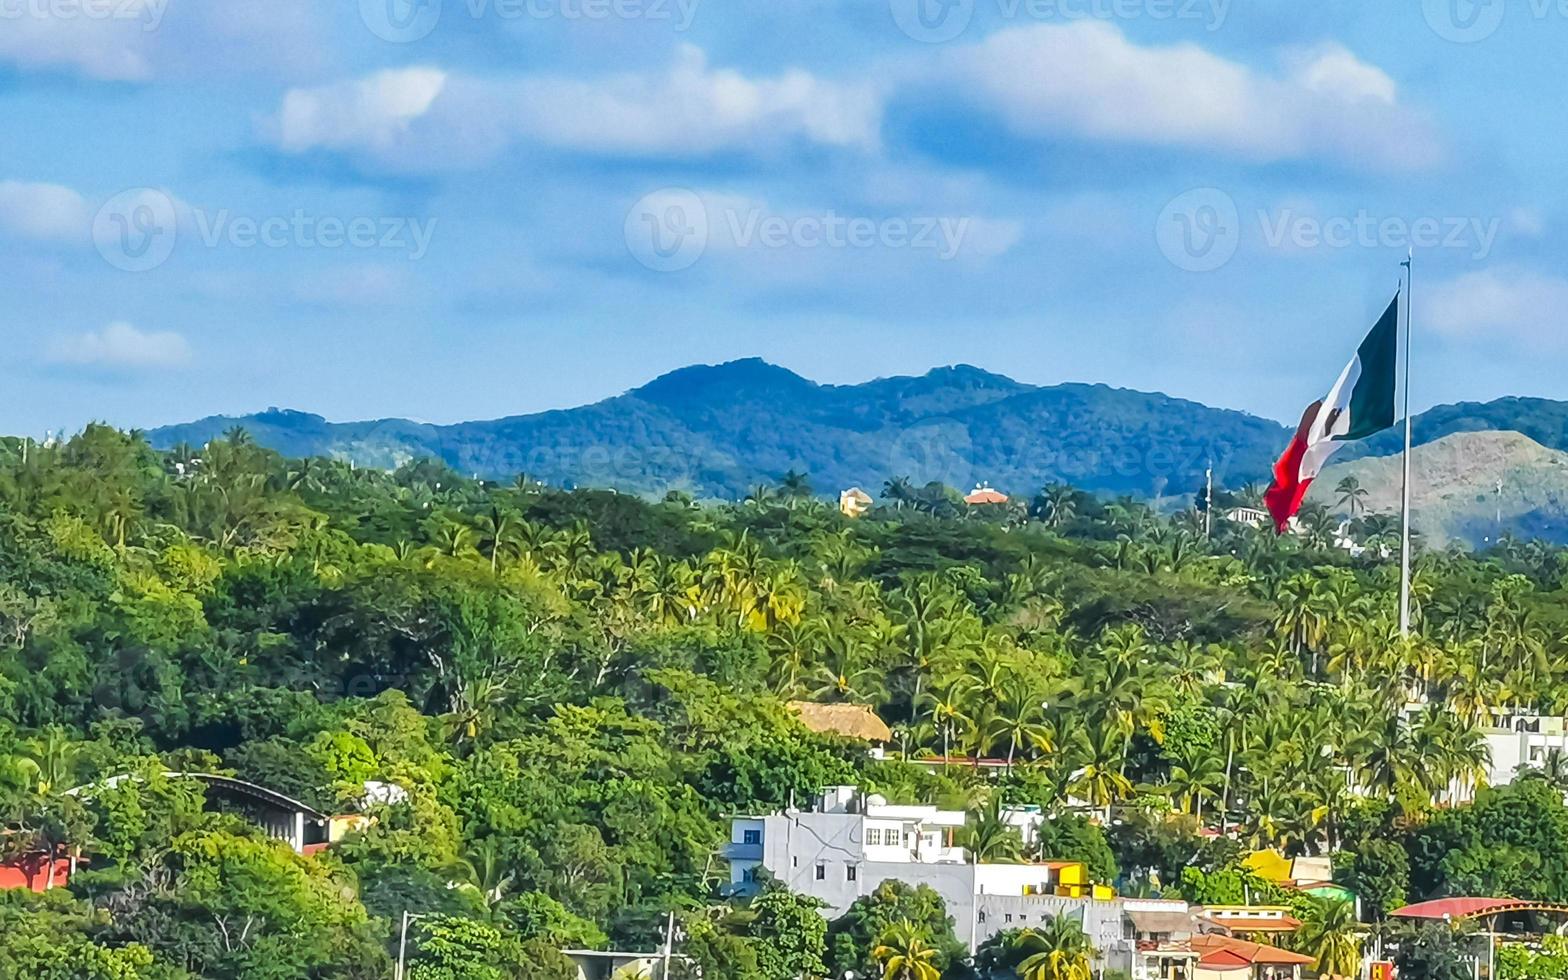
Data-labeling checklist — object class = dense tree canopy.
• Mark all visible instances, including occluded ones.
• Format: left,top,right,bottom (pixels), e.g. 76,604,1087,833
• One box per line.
3,426,1568,975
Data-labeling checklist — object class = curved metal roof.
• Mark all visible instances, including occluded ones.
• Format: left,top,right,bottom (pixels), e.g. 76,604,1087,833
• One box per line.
1393,898,1568,921
70,772,328,821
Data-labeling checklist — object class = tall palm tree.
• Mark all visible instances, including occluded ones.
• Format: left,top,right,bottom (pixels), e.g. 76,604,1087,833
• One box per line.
872,921,941,980
1164,743,1226,825
1335,475,1369,518
779,469,813,499
960,795,1023,863
919,681,974,760
1297,896,1362,979
986,688,1055,772
1036,483,1080,529
882,476,916,510
1067,728,1133,822
1014,915,1095,980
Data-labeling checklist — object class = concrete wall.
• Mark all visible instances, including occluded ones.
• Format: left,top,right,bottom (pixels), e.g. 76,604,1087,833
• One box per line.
975,863,1058,896
974,895,1124,953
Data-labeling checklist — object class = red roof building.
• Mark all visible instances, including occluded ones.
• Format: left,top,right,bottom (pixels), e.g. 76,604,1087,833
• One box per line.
964,485,1009,506
1191,934,1315,978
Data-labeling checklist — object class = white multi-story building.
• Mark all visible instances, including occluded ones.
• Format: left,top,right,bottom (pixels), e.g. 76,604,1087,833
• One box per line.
1479,710,1568,792
726,787,1139,955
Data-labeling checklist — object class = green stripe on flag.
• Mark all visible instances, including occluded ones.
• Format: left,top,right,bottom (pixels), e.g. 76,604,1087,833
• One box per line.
1342,295,1399,441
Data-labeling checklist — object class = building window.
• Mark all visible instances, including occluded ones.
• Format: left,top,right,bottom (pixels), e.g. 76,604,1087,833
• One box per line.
1005,914,1013,924
816,863,826,881
977,912,986,924
866,828,881,846
742,830,761,845
847,865,858,882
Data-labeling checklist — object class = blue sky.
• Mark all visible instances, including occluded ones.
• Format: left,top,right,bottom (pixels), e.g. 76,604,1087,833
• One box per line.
2,0,1563,436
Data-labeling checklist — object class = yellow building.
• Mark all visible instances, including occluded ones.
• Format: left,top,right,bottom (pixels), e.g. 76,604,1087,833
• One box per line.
839,487,873,518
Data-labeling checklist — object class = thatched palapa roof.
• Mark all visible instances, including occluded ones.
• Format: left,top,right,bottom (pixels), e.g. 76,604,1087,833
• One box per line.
787,701,892,743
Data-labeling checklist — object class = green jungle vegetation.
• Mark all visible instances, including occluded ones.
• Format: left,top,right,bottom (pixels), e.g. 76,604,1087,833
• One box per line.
2,425,1568,978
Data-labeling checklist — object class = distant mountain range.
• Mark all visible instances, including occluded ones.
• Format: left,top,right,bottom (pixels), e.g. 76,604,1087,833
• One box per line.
147,360,1568,533
148,359,1293,500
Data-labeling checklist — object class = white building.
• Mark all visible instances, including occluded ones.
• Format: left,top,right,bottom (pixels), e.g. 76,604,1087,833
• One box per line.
1480,711,1568,791
727,787,1136,955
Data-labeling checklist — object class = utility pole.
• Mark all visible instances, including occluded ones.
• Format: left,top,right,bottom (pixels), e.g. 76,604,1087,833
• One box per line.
1204,461,1213,540
660,910,676,979
396,911,426,980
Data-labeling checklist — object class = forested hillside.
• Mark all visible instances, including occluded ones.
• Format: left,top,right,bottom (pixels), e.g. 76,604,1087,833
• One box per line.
5,427,1568,977
148,361,1292,501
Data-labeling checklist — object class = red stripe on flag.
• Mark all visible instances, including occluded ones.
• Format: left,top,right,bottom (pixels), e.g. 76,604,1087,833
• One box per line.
1264,400,1323,534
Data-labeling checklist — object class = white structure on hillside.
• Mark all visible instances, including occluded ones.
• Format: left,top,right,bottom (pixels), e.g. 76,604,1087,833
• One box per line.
727,787,1128,953
1386,707,1568,805
1480,711,1568,791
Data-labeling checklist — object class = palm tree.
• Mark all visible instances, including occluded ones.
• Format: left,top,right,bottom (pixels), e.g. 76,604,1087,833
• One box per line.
919,681,974,761
1297,895,1362,979
1014,915,1095,980
1066,728,1133,822
472,505,516,574
882,476,916,510
1036,483,1080,529
986,689,1054,771
779,469,813,499
1335,475,1369,518
872,920,941,980
960,795,1023,863
1164,743,1225,825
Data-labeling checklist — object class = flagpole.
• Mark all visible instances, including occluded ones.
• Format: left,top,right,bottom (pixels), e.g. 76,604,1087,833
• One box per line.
1399,250,1414,638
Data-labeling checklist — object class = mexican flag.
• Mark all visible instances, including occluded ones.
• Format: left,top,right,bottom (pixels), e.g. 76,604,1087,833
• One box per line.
1263,295,1400,533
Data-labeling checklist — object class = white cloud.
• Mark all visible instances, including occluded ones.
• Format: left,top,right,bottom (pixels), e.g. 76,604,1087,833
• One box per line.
1509,208,1547,238
1428,268,1568,349
0,180,91,242
939,23,1437,171
48,322,192,370
277,68,450,155
0,1,160,81
0,0,325,82
265,46,881,171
